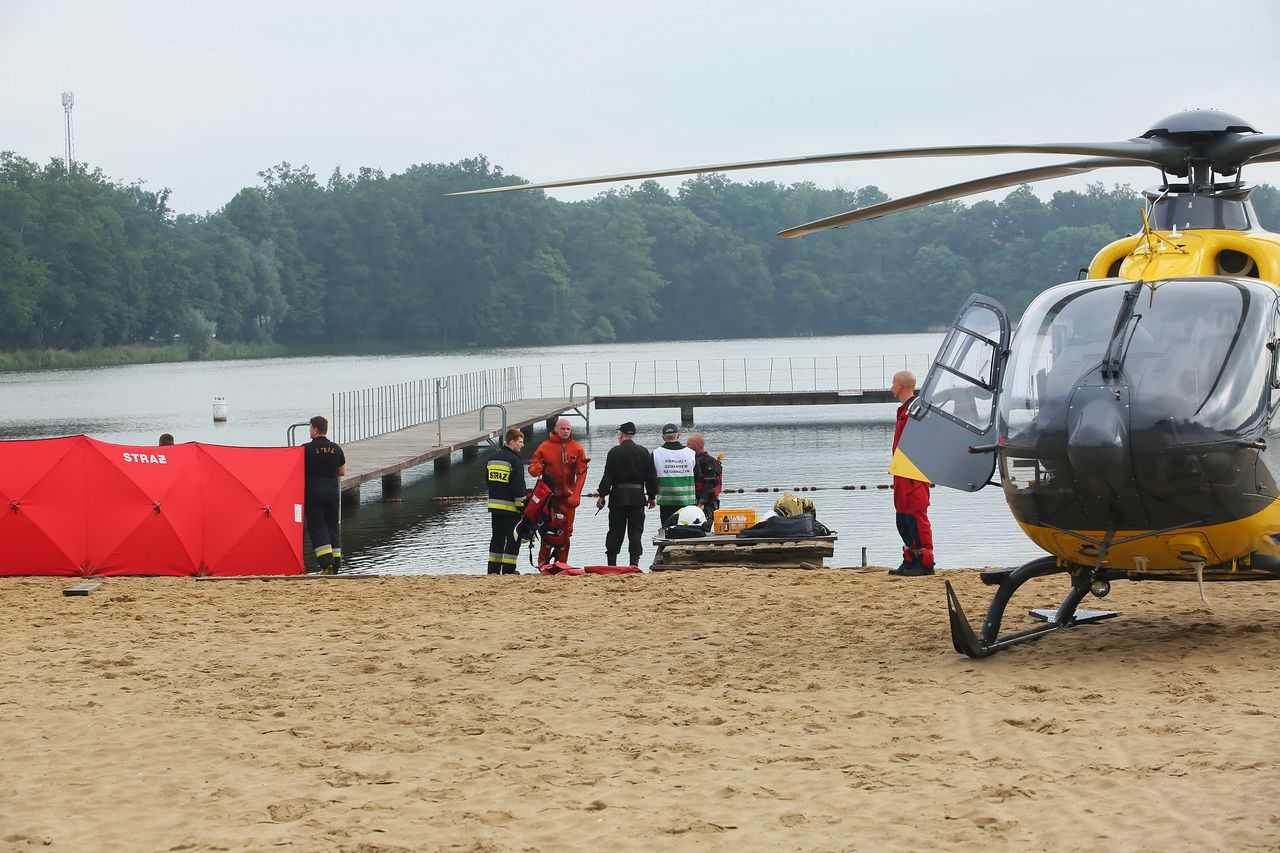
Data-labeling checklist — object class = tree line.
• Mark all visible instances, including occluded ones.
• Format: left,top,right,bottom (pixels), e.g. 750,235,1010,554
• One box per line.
4,150,1279,355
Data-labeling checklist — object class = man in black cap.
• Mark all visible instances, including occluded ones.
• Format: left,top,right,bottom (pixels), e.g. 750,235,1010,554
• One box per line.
652,423,696,529
595,422,658,567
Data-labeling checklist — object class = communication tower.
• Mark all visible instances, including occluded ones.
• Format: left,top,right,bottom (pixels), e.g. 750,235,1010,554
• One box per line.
61,91,74,172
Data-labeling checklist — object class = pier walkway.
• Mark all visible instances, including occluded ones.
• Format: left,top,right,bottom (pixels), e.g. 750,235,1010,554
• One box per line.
594,389,896,423
338,395,589,499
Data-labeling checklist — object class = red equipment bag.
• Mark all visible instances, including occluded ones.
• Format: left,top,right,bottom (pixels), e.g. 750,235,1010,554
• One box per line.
539,561,585,576
584,565,641,575
522,479,553,523
542,509,568,546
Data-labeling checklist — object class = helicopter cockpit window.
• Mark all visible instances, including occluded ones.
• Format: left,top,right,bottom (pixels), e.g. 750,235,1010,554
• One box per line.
1002,279,1276,441
920,304,1000,432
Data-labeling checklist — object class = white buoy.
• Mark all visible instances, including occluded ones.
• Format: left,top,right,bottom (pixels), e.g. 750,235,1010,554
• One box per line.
212,396,228,422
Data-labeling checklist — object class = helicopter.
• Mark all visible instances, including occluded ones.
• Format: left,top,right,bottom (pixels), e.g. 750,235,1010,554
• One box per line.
450,108,1280,657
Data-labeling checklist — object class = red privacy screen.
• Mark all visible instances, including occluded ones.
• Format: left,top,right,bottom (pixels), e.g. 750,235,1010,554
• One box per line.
0,437,304,576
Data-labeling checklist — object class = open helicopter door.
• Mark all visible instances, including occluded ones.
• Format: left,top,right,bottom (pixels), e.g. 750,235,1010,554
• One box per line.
891,294,1010,492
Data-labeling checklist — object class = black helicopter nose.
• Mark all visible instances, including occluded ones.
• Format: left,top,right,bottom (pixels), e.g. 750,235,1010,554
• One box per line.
1067,394,1130,493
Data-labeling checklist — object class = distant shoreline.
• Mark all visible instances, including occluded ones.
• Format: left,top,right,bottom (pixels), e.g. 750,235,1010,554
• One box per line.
0,342,289,372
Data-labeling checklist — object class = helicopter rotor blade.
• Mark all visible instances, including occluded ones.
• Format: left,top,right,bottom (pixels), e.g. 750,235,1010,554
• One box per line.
1216,134,1280,169
777,157,1138,238
446,141,1161,197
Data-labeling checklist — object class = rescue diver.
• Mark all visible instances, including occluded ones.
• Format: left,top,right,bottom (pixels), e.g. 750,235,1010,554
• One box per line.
528,418,590,566
889,370,935,576
485,427,528,575
595,421,658,567
303,415,347,575
685,433,722,519
653,423,696,529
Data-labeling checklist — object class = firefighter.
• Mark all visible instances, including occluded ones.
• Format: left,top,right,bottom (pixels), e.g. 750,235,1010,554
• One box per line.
485,427,527,575
528,418,589,566
303,415,346,575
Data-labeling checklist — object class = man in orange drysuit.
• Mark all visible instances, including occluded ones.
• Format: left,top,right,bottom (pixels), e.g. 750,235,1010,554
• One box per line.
528,417,590,566
889,370,935,576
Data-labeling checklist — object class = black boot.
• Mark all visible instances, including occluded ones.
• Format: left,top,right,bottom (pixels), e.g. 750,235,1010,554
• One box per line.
606,553,618,567
888,555,917,576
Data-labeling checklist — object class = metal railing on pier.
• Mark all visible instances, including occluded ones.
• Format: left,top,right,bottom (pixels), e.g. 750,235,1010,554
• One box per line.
331,367,522,444
328,356,932,444
521,355,933,398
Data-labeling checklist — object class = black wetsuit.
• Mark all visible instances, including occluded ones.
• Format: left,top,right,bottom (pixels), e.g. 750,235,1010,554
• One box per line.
694,450,723,516
304,435,345,572
597,439,657,566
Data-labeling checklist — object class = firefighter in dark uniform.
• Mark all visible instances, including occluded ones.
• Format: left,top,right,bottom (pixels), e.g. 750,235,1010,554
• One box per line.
486,427,528,574
303,415,346,575
594,422,658,567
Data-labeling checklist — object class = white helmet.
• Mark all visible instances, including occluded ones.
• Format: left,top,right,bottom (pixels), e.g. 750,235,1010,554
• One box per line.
676,505,707,526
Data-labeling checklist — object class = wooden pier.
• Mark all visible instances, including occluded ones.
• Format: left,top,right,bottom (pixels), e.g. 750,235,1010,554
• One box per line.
595,389,897,426
338,396,590,502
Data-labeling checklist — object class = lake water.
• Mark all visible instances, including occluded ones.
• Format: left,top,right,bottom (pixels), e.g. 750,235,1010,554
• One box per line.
0,333,1047,573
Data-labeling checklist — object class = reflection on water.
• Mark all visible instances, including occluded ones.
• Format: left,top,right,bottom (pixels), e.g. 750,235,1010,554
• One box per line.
0,333,1046,573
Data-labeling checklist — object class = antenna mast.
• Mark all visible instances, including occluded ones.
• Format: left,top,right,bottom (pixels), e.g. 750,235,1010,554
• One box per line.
61,91,75,172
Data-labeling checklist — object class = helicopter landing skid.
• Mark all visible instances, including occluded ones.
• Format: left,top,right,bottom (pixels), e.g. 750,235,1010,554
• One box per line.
945,556,1119,658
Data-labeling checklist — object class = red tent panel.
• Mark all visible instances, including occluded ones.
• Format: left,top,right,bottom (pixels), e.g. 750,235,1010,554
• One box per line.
197,444,305,576
84,440,205,576
0,437,88,576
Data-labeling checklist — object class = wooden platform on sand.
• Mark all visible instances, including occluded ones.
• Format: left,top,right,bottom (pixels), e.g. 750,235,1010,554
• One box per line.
650,533,838,570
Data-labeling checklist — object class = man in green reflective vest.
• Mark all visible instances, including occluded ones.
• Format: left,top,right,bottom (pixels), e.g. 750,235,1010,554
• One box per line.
652,423,696,529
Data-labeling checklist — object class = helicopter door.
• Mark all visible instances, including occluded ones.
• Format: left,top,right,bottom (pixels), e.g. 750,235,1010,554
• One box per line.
891,294,1011,492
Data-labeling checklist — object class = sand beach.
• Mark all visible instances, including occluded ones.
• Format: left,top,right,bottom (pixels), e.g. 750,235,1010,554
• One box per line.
2,568,1279,851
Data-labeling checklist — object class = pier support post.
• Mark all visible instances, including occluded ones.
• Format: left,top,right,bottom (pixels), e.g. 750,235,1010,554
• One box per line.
462,445,479,461
434,454,452,473
522,424,534,441
381,473,402,502
680,405,695,428
340,485,361,513
546,416,557,433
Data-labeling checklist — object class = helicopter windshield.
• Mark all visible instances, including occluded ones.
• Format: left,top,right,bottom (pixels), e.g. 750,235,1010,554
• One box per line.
1002,278,1276,440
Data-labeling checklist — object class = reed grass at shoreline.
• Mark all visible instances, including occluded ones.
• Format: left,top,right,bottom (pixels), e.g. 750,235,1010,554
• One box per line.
0,342,290,372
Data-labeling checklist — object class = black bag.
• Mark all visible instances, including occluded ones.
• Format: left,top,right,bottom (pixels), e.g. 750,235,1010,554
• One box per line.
736,513,815,538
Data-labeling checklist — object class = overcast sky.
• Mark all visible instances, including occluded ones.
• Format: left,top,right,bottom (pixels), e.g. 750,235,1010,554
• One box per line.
5,0,1280,218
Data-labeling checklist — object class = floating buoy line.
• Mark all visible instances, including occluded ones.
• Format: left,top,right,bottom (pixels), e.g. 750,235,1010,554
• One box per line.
424,484,892,503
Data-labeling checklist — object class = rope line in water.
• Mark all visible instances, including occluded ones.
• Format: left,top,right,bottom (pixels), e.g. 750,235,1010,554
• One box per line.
425,484,892,503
